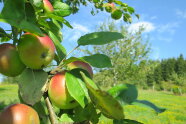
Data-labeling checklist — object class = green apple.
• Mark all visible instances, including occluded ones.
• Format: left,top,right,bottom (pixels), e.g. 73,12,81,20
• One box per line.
48,71,79,109
0,104,40,124
0,43,25,77
111,9,122,20
18,33,55,69
43,0,54,13
67,61,93,78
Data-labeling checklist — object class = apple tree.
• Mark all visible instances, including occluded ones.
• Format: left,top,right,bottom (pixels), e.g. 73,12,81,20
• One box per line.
0,0,165,124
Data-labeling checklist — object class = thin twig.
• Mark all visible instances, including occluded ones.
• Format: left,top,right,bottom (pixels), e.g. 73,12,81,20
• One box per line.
50,45,80,74
45,97,58,124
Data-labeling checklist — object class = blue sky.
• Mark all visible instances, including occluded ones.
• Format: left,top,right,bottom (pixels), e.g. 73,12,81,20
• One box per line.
62,0,186,60
0,0,186,60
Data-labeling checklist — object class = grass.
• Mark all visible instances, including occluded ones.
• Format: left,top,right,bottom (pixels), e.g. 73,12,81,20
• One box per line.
0,84,186,124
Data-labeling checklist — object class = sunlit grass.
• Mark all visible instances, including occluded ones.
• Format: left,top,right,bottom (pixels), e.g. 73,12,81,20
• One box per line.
0,84,186,124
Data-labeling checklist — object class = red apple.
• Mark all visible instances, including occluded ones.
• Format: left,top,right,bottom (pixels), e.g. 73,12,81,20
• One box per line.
104,3,115,13
43,0,54,13
18,33,55,69
48,71,79,109
0,104,40,124
0,43,25,77
67,61,93,78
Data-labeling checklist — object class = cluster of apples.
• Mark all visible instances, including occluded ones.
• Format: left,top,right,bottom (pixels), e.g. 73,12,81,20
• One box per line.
0,1,95,123
0,62,93,124
0,61,93,124
0,30,93,124
104,2,123,20
0,33,55,77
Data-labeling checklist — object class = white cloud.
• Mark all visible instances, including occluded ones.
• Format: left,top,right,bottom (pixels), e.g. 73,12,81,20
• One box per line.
63,23,91,42
158,37,172,43
128,21,155,33
73,23,90,33
176,9,186,19
150,16,158,20
157,22,179,35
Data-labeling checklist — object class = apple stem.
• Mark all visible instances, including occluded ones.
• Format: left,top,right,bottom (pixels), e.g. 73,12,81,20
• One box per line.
63,45,80,61
45,96,58,124
11,26,19,45
50,45,80,74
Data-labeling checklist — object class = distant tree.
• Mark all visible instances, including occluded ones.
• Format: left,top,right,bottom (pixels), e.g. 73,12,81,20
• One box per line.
82,20,151,87
175,54,185,76
161,60,169,81
154,64,162,84
146,73,154,87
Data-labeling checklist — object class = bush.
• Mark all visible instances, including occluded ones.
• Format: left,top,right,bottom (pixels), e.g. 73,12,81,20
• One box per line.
172,85,182,95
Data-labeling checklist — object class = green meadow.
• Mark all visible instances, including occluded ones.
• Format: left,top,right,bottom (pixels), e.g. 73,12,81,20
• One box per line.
0,84,186,124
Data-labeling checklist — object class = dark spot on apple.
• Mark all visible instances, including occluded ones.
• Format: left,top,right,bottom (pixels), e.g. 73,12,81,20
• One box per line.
41,52,47,58
69,100,76,103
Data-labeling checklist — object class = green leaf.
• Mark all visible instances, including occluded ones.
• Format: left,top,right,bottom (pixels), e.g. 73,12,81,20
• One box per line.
53,2,72,17
65,71,86,108
0,27,11,42
19,20,43,35
114,0,123,5
33,100,50,124
1,0,25,21
0,0,42,35
47,14,73,29
132,100,166,113
18,69,48,105
113,119,143,124
79,71,98,90
0,27,7,37
77,32,124,46
30,0,43,8
47,20,63,42
108,84,138,104
123,13,132,23
48,31,66,61
135,14,140,19
0,17,43,36
80,72,124,120
59,113,74,123
25,3,37,23
0,36,11,42
81,54,112,68
127,6,135,14
73,103,101,124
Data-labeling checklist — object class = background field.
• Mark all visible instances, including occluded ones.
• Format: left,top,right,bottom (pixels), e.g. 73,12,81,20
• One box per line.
0,84,186,124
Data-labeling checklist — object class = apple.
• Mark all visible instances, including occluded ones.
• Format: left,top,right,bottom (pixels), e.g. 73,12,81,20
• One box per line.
48,71,79,109
43,0,54,13
0,104,40,124
18,33,55,69
67,61,93,78
111,9,122,20
0,43,25,77
104,3,115,13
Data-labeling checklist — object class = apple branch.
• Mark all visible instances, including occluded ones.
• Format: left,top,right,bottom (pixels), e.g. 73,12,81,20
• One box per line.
45,96,58,124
